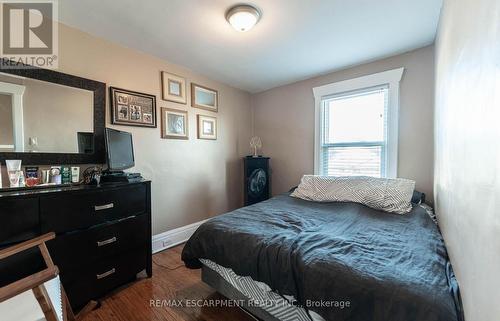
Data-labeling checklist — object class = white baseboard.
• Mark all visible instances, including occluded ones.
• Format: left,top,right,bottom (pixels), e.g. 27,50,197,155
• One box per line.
152,218,209,254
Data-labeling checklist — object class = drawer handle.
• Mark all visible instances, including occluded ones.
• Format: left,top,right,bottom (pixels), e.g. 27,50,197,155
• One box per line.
96,268,115,280
97,237,117,247
94,203,114,211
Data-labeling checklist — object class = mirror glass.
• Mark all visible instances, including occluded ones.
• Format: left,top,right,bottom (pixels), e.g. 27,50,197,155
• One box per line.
0,73,94,154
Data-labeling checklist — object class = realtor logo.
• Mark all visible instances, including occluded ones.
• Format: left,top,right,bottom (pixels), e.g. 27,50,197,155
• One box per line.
0,0,58,68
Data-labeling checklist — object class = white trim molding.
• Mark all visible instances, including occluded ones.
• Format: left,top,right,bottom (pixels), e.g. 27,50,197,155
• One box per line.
312,67,404,178
152,218,209,254
0,81,26,152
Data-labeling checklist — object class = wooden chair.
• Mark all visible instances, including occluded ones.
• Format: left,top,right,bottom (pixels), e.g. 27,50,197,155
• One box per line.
0,233,96,321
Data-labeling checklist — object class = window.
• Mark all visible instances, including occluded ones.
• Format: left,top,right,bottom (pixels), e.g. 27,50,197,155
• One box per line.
321,86,388,177
313,68,404,178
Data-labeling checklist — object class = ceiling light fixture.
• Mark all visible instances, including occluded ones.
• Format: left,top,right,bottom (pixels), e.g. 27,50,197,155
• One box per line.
225,4,261,32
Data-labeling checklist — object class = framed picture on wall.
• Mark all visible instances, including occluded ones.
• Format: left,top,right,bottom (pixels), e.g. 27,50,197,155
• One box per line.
161,72,187,104
161,108,189,139
197,114,217,140
110,87,157,128
191,83,218,112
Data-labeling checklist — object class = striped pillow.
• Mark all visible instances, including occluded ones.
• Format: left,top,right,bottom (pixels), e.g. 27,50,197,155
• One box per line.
291,175,415,214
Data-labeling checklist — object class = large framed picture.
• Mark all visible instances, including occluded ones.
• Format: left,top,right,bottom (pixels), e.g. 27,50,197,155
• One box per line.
110,87,157,128
161,108,189,139
191,83,218,112
197,114,217,140
161,72,187,104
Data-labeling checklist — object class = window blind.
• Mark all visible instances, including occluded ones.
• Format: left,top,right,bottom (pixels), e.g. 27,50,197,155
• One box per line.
320,85,389,177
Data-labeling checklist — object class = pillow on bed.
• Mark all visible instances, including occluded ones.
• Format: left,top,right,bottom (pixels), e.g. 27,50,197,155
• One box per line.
290,175,415,214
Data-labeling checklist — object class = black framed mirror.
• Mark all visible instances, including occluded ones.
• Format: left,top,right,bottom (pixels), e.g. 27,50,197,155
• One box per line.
0,63,105,165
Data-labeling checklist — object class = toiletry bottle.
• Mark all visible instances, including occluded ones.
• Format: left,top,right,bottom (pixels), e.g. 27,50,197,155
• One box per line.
71,167,80,183
19,171,25,187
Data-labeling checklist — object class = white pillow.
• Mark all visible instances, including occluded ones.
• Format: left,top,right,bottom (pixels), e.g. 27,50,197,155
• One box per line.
290,175,415,214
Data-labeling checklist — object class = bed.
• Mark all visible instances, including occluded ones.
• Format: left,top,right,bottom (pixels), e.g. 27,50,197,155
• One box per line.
182,193,463,321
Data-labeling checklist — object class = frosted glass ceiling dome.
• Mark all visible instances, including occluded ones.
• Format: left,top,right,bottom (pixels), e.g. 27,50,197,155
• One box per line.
225,4,261,32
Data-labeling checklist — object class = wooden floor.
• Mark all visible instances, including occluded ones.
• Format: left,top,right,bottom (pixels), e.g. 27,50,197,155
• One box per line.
83,244,254,321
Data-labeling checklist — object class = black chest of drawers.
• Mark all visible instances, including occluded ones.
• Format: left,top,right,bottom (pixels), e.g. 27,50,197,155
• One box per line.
0,181,152,310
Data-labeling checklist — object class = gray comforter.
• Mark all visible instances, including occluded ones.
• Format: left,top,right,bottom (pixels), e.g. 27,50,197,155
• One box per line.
182,194,461,321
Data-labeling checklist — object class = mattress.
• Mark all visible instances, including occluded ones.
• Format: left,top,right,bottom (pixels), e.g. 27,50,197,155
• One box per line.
201,259,325,321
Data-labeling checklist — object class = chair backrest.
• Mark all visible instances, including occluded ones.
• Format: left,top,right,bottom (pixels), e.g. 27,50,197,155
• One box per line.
0,233,71,321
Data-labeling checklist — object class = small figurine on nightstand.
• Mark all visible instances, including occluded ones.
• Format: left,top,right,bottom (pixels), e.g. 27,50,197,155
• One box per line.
250,136,262,157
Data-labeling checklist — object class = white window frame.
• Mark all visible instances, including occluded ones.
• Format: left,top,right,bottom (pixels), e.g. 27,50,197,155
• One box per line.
312,67,404,178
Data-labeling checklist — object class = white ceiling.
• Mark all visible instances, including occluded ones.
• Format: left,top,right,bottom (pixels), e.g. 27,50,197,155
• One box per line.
58,0,442,93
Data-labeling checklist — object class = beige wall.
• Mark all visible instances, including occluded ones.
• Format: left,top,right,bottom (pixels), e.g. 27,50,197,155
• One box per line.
56,24,253,234
434,0,499,320
0,94,13,146
252,46,435,201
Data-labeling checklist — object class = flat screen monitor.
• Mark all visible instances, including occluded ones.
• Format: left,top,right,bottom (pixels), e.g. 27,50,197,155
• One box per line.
105,128,134,171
